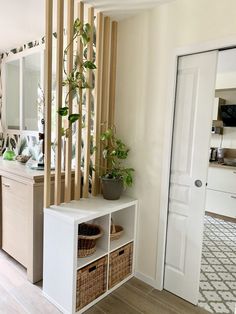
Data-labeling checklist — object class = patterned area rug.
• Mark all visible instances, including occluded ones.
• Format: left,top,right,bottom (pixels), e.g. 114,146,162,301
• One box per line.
198,215,236,313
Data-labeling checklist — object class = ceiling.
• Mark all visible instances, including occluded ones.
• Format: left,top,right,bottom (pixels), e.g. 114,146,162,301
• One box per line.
0,0,173,53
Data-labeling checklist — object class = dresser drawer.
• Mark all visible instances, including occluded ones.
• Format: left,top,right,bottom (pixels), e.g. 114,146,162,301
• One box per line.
206,189,236,218
2,177,30,267
207,166,236,194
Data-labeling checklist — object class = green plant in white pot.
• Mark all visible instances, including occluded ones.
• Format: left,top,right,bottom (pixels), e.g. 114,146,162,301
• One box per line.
100,128,134,200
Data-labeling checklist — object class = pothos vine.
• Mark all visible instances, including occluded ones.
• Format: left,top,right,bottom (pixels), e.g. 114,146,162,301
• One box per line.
57,18,96,136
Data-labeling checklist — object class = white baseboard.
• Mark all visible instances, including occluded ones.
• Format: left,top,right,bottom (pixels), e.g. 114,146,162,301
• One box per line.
134,271,160,290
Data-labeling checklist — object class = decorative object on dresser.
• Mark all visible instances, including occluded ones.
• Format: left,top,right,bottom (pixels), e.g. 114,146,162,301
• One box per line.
78,223,103,257
2,147,15,160
100,127,134,200
16,155,31,163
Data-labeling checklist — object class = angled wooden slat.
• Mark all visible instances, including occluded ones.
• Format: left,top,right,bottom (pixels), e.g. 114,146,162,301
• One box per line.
92,12,104,196
100,16,111,172
108,21,118,128
54,0,64,205
74,1,84,200
64,0,74,202
44,0,53,208
82,7,94,198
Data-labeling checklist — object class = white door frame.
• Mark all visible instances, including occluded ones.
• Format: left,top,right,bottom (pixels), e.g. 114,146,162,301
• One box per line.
155,35,236,291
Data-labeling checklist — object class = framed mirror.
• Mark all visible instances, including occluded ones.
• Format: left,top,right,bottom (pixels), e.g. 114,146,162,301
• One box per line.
23,52,42,131
5,59,20,130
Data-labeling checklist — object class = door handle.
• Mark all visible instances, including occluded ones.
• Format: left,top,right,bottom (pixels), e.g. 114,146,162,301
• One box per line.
195,180,202,187
231,195,236,199
3,183,10,188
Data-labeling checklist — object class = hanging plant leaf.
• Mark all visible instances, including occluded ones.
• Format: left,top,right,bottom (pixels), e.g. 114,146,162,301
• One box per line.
81,33,90,46
58,106,69,116
68,113,80,124
83,61,96,70
83,23,91,34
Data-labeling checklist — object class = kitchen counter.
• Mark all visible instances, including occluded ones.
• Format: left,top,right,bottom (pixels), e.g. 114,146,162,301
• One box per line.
209,162,236,171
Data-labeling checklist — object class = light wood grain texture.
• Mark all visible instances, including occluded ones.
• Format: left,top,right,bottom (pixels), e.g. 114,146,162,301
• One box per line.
54,0,64,205
0,160,75,284
0,253,209,314
44,0,53,208
0,250,60,313
100,16,111,173
74,1,84,200
64,0,74,202
83,7,94,198
2,177,29,267
0,177,2,248
108,21,118,128
92,12,103,196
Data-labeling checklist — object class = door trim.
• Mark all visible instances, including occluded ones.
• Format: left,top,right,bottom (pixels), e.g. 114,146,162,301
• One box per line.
155,35,236,291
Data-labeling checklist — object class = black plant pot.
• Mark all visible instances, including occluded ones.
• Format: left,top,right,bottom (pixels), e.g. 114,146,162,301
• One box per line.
101,177,123,200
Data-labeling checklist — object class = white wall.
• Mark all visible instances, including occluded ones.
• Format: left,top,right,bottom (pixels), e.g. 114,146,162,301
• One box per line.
115,0,236,283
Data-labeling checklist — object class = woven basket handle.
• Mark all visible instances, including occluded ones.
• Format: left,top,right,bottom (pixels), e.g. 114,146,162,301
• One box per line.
111,218,116,234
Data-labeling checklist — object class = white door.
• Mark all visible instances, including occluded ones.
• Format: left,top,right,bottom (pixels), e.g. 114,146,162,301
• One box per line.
164,51,218,304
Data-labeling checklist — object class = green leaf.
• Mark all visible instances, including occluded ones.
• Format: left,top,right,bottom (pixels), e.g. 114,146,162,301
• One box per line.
61,128,65,136
68,113,80,124
81,33,89,46
83,61,96,70
58,107,69,116
83,23,91,34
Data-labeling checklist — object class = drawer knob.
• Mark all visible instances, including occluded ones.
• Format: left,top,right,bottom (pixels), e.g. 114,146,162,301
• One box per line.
194,180,202,187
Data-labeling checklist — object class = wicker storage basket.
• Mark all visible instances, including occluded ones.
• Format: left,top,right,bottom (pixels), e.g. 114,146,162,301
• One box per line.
110,224,124,241
76,256,108,311
78,223,103,258
109,242,133,289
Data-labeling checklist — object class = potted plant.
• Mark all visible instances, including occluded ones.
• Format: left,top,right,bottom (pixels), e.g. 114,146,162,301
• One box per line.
100,128,134,200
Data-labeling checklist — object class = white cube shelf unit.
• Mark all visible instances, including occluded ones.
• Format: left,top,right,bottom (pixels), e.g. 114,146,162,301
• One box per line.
43,196,138,314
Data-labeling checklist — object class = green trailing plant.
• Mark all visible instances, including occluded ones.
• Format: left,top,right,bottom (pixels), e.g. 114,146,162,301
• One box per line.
58,18,96,136
100,128,134,188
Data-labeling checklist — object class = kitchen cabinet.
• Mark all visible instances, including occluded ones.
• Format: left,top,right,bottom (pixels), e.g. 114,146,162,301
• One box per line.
206,165,236,218
212,97,225,120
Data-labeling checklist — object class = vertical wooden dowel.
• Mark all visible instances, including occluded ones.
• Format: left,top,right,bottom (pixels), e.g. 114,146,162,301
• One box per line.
44,0,53,208
82,7,94,198
92,12,103,196
54,0,64,205
108,21,118,127
64,0,74,202
74,1,84,200
100,16,111,172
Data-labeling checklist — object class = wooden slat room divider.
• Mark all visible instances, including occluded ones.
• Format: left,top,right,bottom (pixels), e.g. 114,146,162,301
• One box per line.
54,0,64,205
44,0,118,207
74,1,84,200
44,0,53,208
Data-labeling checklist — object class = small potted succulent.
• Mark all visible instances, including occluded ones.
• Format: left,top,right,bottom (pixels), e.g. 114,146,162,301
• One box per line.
100,128,134,200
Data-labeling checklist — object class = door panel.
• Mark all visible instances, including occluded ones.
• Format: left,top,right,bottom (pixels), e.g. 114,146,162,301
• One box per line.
164,51,218,304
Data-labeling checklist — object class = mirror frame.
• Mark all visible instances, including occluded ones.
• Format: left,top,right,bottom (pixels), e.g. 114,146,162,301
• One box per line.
2,45,45,136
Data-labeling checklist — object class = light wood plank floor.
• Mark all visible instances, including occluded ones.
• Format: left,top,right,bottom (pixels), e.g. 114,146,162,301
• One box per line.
0,249,209,314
